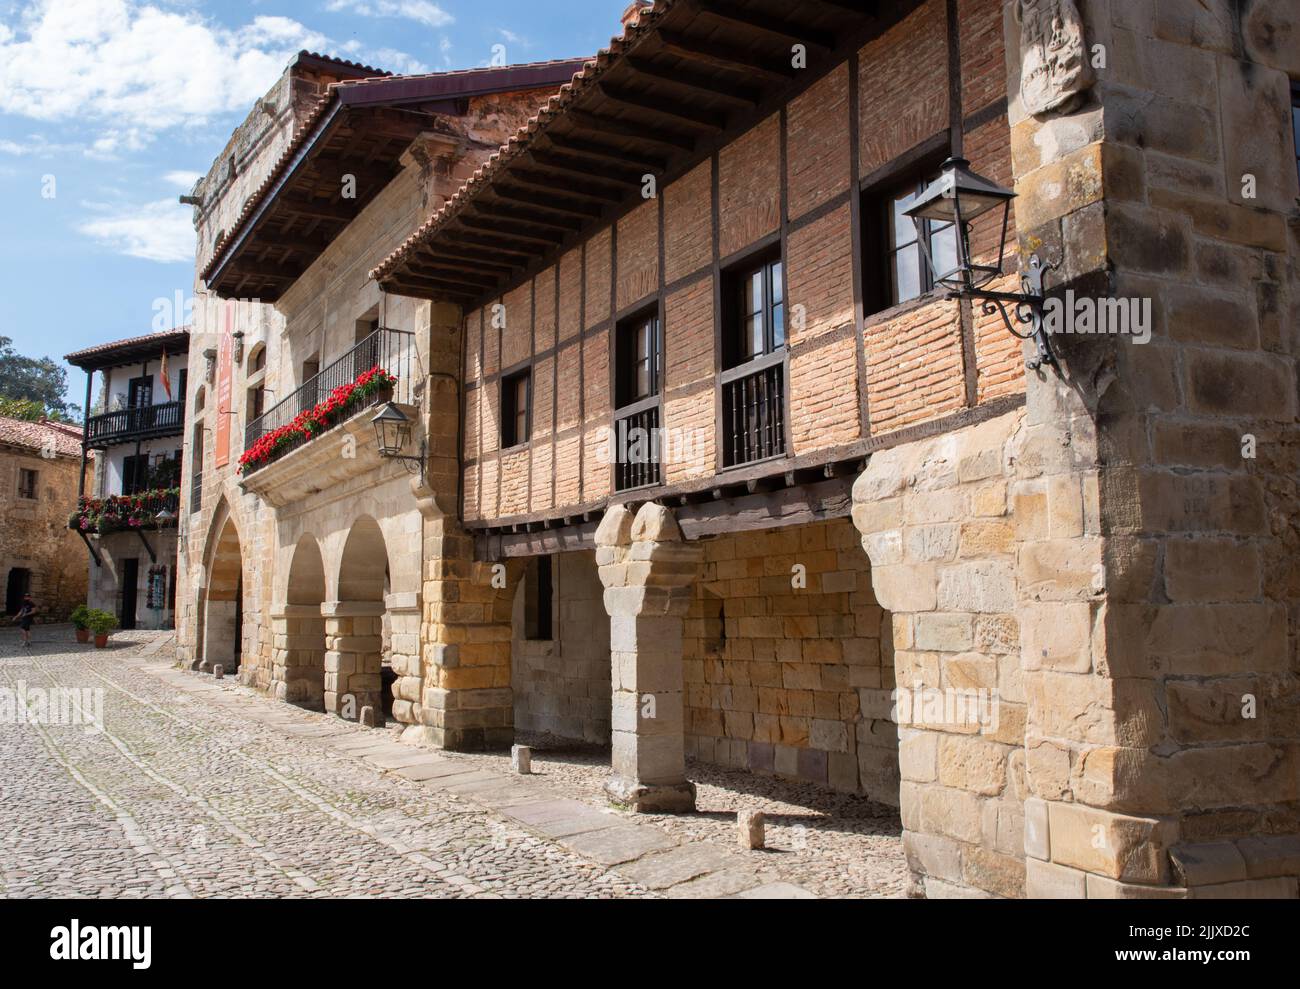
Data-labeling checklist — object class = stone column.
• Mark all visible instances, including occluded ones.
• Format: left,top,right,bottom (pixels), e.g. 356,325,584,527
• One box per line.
597,503,701,813
386,591,423,727
411,519,520,749
323,601,384,719
269,604,326,709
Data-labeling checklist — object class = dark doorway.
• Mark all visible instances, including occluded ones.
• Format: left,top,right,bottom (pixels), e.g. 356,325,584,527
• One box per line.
127,375,153,408
5,568,31,616
120,558,139,630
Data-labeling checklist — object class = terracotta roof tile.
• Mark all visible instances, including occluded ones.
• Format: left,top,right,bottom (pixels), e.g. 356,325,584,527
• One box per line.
369,0,678,285
0,416,85,458
64,328,190,367
202,58,590,285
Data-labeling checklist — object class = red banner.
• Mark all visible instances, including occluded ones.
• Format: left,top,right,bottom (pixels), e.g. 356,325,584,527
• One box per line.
214,302,233,468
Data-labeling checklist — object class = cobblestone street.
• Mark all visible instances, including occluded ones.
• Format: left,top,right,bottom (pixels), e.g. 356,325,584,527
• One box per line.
0,629,906,899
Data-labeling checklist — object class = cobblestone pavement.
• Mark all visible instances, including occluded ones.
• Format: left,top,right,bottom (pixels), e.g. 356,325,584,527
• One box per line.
0,628,906,899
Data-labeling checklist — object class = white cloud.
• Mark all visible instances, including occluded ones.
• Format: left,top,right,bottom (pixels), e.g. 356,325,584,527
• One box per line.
325,1,454,29
163,169,203,189
0,1,343,134
499,28,526,46
79,198,195,263
0,133,79,156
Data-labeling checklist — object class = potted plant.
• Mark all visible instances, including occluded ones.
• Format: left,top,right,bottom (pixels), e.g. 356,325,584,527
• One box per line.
86,609,118,648
70,604,92,643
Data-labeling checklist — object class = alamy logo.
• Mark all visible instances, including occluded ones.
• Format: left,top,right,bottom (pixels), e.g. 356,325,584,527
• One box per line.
1042,290,1152,344
50,920,151,969
891,683,999,731
0,682,104,732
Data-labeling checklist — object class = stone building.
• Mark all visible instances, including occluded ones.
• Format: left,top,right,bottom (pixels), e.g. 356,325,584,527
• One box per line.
180,1,1300,898
0,416,88,621
65,329,188,630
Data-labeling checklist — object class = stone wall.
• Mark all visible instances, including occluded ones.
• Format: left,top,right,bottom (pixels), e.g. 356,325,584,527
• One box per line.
0,446,87,621
853,410,1028,898
683,519,897,803
511,550,611,744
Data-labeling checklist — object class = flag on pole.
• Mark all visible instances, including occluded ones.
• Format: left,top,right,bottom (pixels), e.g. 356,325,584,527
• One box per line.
160,349,172,400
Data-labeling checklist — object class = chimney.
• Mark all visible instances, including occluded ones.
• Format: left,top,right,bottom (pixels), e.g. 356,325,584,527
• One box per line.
621,1,651,35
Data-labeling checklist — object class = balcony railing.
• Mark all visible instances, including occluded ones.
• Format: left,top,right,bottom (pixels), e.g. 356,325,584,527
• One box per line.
241,327,415,475
614,399,662,492
86,399,185,446
69,487,180,535
722,353,786,468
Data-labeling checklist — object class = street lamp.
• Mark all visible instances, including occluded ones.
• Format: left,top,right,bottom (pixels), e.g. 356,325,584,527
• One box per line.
371,402,425,480
904,156,1056,371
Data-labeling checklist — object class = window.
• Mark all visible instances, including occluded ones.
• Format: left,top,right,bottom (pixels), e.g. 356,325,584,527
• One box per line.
501,369,530,448
247,345,266,374
127,374,153,408
247,383,266,421
524,555,553,641
721,252,787,467
865,168,959,312
121,455,149,495
616,312,661,408
614,311,662,490
17,468,37,500
725,255,784,369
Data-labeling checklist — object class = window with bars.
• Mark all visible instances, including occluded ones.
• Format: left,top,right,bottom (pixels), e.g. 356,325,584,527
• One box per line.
865,167,959,313
721,253,787,468
614,311,662,491
17,468,37,500
501,368,531,448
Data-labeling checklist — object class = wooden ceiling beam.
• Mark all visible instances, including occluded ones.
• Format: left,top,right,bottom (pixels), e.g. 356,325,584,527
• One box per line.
565,109,697,153
621,55,762,106
695,1,837,50
655,29,795,83
491,184,604,219
452,216,563,248
527,150,641,187
277,196,356,222
471,200,582,233
419,245,520,272
596,82,727,131
439,234,534,260
500,170,622,204
542,133,667,173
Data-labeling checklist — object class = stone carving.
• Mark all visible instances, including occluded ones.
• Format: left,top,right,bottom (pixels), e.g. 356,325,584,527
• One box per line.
1015,0,1095,117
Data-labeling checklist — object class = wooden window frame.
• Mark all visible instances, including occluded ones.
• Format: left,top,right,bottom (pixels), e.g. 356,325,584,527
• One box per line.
17,468,38,501
501,367,532,450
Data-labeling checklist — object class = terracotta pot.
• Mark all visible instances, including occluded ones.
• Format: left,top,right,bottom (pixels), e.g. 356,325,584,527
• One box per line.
93,633,109,648
75,628,90,643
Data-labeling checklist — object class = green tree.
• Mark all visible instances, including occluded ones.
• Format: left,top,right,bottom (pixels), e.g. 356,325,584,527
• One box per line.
0,336,81,422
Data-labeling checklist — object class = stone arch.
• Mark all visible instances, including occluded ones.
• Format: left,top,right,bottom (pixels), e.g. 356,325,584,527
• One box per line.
272,535,327,710
197,498,245,676
324,516,393,721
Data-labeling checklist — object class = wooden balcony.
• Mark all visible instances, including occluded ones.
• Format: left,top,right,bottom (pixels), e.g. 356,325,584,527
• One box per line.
86,400,185,448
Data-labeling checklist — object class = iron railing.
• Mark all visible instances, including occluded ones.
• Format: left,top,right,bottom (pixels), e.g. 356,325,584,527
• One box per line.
86,399,185,446
613,399,662,492
242,327,415,472
722,353,786,468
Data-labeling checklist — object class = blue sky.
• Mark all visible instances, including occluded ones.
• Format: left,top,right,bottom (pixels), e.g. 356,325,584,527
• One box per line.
0,0,623,409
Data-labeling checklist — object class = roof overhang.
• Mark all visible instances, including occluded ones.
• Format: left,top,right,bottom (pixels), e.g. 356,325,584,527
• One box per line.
202,61,589,303
371,0,917,305
65,330,191,372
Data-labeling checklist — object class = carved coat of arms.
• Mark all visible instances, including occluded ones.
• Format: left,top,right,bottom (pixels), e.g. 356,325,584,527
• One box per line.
1015,0,1095,117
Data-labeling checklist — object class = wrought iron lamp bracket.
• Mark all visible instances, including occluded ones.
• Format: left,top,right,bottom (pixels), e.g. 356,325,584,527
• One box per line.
949,254,1058,373
381,438,426,482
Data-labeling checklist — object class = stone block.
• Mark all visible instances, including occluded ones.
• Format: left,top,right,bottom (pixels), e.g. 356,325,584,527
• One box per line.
511,744,532,774
1025,858,1086,899
1047,802,1175,884
738,809,764,850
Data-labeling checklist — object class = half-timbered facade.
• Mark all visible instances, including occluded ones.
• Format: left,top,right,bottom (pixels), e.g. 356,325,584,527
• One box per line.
181,1,1300,899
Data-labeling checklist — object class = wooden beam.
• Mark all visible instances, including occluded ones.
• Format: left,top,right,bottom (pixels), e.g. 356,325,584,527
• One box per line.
405,260,501,287
566,110,697,153
471,200,582,233
277,196,356,222
439,234,534,260
542,133,667,173
596,82,727,131
452,216,562,247
492,184,604,219
505,169,623,204
655,29,795,83
694,1,837,50
420,245,521,272
528,150,641,187
622,55,762,106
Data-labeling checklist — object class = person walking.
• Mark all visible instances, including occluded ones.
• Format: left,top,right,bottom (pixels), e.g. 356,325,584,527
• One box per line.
15,593,37,649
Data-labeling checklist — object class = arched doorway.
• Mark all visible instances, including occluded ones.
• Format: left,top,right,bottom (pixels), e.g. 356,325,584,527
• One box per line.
199,507,244,675
326,516,391,722
276,535,327,709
